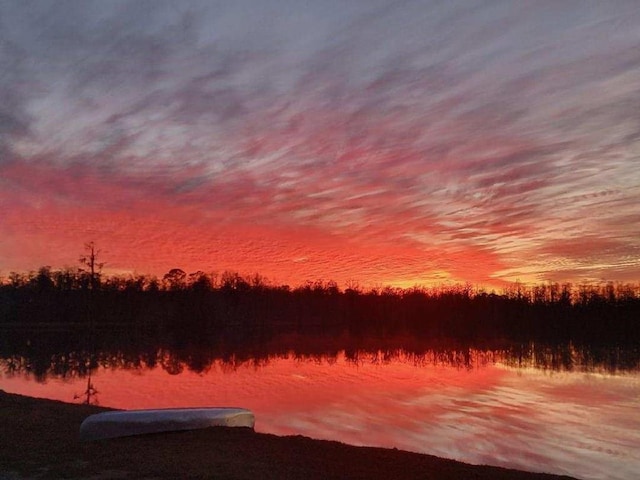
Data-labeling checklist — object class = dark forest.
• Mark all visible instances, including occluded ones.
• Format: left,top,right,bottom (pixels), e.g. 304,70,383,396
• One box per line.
1,263,638,344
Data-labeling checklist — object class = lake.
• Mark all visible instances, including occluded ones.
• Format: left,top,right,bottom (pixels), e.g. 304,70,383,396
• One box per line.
1,335,639,480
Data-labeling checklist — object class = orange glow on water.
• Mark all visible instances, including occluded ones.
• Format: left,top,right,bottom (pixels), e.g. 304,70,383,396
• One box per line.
1,352,639,479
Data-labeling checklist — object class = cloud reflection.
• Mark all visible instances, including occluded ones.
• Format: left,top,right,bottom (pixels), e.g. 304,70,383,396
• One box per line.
3,351,638,479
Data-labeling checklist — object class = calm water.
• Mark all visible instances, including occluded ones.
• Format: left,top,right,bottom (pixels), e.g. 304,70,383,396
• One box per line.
2,346,639,480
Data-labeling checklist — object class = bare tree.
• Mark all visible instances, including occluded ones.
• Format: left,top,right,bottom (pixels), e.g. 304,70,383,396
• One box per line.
79,241,105,291
76,242,103,405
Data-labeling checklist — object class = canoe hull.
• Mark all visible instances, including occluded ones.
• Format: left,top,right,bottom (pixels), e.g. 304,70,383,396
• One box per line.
80,407,255,441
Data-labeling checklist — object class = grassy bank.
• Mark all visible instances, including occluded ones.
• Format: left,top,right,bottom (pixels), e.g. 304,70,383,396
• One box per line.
0,390,576,479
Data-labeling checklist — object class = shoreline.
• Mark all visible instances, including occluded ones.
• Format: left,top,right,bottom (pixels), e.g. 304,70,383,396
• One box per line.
0,390,576,480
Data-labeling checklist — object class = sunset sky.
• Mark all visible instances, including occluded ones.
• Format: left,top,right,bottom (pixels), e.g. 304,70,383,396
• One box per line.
1,1,639,288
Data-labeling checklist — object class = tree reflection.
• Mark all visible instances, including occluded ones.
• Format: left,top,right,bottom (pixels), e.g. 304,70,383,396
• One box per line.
1,327,638,383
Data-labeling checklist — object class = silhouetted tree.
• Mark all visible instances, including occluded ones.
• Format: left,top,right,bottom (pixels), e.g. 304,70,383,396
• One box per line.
188,271,213,292
163,268,187,291
78,241,104,291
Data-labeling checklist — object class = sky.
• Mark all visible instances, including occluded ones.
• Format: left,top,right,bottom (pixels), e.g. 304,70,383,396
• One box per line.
1,0,639,289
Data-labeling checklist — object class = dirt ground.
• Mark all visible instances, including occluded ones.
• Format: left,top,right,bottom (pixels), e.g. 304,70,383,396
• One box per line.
0,390,576,480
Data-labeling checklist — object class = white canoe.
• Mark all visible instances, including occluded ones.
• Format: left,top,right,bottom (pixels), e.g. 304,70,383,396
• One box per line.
80,407,255,441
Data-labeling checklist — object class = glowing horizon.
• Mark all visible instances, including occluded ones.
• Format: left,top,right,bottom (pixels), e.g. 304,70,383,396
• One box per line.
1,2,639,289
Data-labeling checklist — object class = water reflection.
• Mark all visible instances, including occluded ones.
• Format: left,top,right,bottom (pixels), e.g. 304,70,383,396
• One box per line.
1,327,639,480
1,326,638,382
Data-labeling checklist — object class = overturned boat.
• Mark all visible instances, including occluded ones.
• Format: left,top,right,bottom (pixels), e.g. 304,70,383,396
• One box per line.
80,407,255,441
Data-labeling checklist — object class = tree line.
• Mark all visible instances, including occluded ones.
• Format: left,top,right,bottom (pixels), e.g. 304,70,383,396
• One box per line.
1,262,639,345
